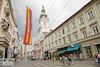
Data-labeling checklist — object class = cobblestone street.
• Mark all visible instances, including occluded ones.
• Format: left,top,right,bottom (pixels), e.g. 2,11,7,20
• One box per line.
15,60,99,67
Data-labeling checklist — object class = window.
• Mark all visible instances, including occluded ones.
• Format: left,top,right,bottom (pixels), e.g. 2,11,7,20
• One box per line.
63,37,66,44
0,50,3,58
72,22,76,28
59,39,61,45
68,36,71,43
92,25,99,35
46,45,47,47
98,4,100,9
49,44,50,47
74,34,78,41
0,0,3,13
88,10,94,19
51,35,53,40
79,17,84,24
67,26,69,31
44,22,46,26
62,28,65,34
82,31,87,38
58,30,60,36
52,42,53,46
55,33,57,38
55,41,57,45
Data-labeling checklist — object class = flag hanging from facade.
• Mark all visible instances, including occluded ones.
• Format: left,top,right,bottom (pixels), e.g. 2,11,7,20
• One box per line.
23,7,32,45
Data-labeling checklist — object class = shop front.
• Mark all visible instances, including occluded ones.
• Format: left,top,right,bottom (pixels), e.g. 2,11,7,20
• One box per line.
49,49,57,60
66,43,82,60
96,44,100,53
82,37,100,59
82,44,93,59
56,47,67,60
43,51,48,60
0,45,6,58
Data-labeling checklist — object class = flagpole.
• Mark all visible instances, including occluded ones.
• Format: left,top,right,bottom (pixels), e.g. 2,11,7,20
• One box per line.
24,44,27,67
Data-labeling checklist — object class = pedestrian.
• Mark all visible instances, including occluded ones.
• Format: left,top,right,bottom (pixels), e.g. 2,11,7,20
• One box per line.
80,53,83,61
15,58,17,64
94,52,99,65
70,53,74,65
62,55,66,67
68,54,71,65
60,56,62,63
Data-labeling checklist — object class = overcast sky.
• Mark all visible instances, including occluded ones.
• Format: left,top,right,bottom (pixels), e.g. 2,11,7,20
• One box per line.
11,0,91,52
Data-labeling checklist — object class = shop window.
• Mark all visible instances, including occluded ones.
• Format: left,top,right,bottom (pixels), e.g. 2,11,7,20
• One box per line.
96,44,100,53
87,10,94,19
0,50,3,58
85,46,92,58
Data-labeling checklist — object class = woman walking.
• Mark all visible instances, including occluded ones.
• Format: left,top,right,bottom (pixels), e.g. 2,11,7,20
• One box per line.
94,52,99,65
60,56,62,63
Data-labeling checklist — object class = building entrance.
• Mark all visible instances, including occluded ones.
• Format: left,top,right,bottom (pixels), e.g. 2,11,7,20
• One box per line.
85,46,92,58
96,44,100,53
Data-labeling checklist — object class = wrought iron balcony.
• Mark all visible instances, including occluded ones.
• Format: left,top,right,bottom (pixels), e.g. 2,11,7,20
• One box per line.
1,19,9,29
0,37,9,47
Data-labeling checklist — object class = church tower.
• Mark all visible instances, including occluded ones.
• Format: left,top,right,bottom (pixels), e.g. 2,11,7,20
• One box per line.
38,5,50,40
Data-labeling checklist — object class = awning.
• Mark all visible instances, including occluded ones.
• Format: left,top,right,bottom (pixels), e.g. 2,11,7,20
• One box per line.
57,50,66,54
43,53,47,57
66,46,80,51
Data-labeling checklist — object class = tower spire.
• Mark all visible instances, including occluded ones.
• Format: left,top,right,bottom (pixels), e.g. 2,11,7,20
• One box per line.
40,5,47,18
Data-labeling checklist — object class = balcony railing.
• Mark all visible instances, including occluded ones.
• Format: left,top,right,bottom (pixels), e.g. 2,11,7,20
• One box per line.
1,19,9,29
0,37,9,46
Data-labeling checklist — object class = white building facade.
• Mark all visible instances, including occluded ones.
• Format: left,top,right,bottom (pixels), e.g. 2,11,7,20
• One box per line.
0,0,22,58
34,0,100,60
34,5,50,59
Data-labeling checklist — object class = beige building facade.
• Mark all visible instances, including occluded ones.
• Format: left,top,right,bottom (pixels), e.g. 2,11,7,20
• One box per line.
34,0,100,60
